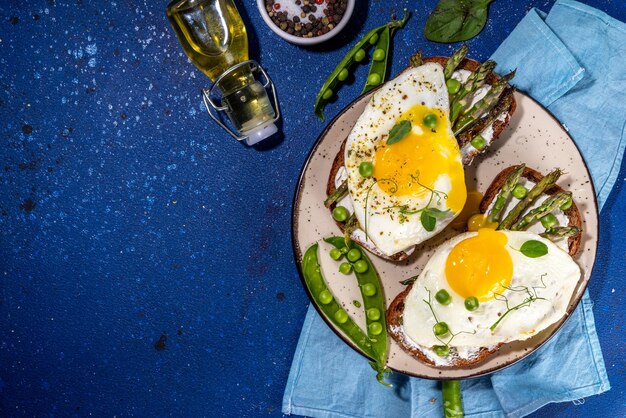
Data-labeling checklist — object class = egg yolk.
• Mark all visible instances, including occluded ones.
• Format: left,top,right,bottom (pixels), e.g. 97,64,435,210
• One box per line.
467,213,499,231
445,229,513,301
373,104,466,213
450,191,483,230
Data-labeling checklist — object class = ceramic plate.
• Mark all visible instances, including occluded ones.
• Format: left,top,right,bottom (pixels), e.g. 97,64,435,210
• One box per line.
291,90,598,379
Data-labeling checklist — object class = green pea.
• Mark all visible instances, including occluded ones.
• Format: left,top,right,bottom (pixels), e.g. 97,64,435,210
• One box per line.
353,259,368,273
346,248,361,262
366,308,381,321
332,206,349,222
560,197,573,210
435,289,451,305
433,322,449,336
319,290,333,305
368,33,379,45
329,248,343,261
512,184,528,199
464,296,479,311
362,283,376,296
334,309,348,324
367,73,381,86
340,247,349,254
368,321,382,335
423,113,438,129
446,78,461,94
322,88,333,100
540,213,558,228
471,134,486,150
337,68,349,81
339,262,352,275
354,49,366,62
359,161,374,177
433,345,450,357
372,48,385,61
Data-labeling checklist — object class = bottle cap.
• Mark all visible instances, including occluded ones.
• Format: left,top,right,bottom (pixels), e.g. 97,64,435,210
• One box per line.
244,122,278,146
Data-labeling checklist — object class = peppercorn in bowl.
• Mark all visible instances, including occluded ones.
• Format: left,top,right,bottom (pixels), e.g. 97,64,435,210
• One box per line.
257,0,354,45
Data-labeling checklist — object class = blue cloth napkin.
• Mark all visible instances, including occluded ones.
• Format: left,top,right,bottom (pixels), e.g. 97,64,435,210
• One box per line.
283,1,623,417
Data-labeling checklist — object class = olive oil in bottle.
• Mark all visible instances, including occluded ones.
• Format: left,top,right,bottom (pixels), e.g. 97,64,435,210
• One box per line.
166,0,279,145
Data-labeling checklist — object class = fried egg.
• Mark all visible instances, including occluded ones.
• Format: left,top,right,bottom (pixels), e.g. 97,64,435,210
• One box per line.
345,63,466,256
402,229,581,351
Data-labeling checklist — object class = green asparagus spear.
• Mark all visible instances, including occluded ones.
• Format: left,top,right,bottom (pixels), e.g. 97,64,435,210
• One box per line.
450,60,497,123
444,44,469,79
498,169,562,230
343,213,359,244
512,191,573,230
488,164,525,223
324,179,348,208
442,380,464,418
453,71,516,135
456,88,514,144
541,226,581,238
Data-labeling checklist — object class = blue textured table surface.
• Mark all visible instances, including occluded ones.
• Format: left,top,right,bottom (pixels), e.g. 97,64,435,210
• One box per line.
0,1,624,417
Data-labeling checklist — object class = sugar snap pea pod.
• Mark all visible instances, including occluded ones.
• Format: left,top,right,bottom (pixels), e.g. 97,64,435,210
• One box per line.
444,44,469,80
302,243,377,359
314,10,410,121
498,169,562,230
442,380,464,418
324,236,390,386
512,191,572,230
362,26,390,94
488,164,525,223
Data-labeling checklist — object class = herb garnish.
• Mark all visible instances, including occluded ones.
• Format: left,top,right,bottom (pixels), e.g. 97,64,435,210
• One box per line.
387,172,450,231
423,289,476,355
424,0,494,44
519,240,548,258
489,275,548,331
386,120,412,145
364,178,398,241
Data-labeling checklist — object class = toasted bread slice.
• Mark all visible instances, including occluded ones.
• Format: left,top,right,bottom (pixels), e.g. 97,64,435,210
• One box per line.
387,166,583,368
387,284,503,367
326,57,517,261
479,166,582,256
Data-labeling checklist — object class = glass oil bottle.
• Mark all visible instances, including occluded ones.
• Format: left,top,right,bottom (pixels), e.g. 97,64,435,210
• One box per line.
166,0,280,145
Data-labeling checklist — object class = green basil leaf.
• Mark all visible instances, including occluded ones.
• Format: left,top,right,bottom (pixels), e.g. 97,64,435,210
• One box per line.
424,0,494,43
420,211,436,232
520,240,548,258
424,208,451,219
386,120,412,145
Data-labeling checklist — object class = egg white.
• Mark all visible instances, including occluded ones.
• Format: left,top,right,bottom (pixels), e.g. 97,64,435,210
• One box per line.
344,63,463,256
402,231,581,348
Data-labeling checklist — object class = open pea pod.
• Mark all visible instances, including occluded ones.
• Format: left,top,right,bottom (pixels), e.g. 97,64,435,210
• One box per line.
314,10,410,122
301,243,377,360
324,236,390,386
362,26,390,94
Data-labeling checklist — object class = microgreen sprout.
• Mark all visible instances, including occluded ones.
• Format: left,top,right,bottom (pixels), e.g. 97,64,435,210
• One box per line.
489,274,549,331
423,288,476,356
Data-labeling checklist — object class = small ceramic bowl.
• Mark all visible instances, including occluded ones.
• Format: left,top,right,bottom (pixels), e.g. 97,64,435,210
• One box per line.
256,0,355,46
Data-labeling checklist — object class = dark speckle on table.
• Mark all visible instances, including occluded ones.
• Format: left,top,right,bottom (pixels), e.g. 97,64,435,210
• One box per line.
154,334,167,351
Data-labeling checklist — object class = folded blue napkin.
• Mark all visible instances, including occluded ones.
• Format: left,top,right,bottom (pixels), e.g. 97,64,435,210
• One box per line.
283,1,623,417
